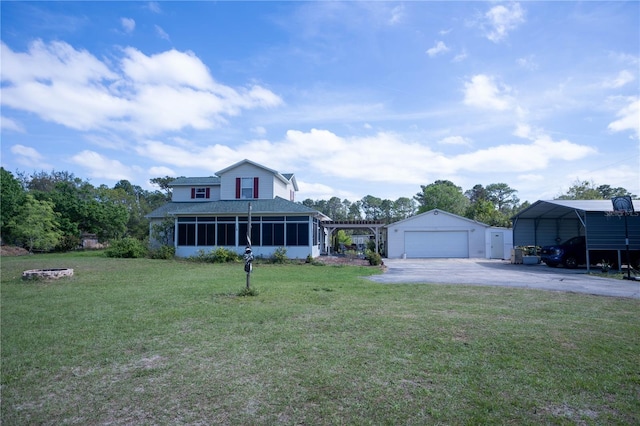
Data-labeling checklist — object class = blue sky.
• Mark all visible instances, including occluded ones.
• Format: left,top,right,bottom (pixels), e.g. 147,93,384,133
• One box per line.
1,1,638,204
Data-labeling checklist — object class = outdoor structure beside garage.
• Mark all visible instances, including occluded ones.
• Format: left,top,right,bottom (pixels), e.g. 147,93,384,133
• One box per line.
385,209,512,259
511,199,640,270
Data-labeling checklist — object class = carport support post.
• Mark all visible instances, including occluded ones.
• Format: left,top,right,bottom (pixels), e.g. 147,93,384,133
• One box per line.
624,213,631,280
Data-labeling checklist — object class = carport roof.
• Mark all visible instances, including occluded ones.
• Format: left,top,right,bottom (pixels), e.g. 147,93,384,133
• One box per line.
512,199,638,220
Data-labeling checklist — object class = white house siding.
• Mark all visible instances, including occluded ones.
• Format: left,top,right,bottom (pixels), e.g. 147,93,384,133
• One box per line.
273,178,291,200
175,245,319,260
172,186,220,202
386,209,489,259
219,163,276,200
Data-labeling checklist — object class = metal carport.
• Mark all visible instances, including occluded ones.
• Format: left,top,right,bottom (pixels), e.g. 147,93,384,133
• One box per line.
511,200,640,271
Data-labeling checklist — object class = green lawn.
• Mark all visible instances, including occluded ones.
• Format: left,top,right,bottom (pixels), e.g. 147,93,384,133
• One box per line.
2,252,639,425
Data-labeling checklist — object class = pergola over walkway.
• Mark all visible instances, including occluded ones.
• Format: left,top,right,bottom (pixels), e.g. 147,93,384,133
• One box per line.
322,220,385,254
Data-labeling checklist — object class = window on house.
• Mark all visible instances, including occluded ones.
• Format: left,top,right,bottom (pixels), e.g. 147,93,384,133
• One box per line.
217,223,236,246
262,222,284,246
197,223,216,246
239,222,261,246
177,223,196,245
286,223,309,246
236,177,259,199
241,178,253,199
191,187,210,199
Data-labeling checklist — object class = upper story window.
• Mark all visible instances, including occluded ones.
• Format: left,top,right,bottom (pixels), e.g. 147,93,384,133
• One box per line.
191,187,210,199
236,177,259,199
241,178,254,199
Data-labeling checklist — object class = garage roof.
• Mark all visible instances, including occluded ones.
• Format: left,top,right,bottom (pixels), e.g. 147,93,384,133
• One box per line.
512,199,638,220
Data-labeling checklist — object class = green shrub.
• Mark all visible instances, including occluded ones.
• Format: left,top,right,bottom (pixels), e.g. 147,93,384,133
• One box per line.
213,247,241,263
188,247,240,263
55,235,81,252
237,286,259,297
271,247,288,264
105,237,147,258
366,239,376,252
149,245,175,260
365,249,383,266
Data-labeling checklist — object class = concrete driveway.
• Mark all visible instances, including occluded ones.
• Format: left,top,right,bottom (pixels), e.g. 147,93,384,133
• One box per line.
367,258,640,299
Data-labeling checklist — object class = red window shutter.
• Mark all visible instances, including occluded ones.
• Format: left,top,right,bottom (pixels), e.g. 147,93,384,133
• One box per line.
205,188,210,198
235,178,241,199
191,188,195,199
253,177,259,198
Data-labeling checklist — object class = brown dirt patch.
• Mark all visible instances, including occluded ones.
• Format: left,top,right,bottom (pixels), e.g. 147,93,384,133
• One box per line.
316,255,370,266
1,245,29,256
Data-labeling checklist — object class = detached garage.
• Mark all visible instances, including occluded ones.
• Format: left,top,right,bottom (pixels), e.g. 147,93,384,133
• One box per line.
386,209,512,259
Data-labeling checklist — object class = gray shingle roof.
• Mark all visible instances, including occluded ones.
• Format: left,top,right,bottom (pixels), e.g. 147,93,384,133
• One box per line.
146,197,322,218
169,177,220,186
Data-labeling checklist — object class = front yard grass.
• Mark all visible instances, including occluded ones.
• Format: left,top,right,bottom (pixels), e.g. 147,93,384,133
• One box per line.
1,251,639,425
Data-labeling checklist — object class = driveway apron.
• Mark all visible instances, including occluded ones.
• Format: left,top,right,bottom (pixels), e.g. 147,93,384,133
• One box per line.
367,258,640,299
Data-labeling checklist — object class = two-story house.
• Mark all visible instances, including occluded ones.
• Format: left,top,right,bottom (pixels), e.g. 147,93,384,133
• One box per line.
146,159,329,259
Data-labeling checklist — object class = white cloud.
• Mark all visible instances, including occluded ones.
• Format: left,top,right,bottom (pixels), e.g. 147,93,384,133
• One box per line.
513,123,532,138
602,70,635,89
124,126,600,202
517,173,544,182
608,98,639,138
463,74,513,110
483,2,525,43
120,17,135,33
426,41,449,57
0,40,117,85
148,166,176,177
388,5,404,25
0,41,282,135
453,136,596,173
155,25,170,41
438,136,472,146
121,48,218,89
70,150,133,180
297,180,358,201
147,2,161,14
251,126,267,136
1,116,25,132
452,50,468,62
516,55,538,70
135,140,239,172
10,144,52,169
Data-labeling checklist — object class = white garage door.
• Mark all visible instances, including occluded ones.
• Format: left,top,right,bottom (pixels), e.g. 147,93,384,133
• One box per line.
404,231,469,258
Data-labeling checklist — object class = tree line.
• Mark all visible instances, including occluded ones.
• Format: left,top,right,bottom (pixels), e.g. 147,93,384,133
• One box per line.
302,179,636,228
0,166,635,252
0,168,171,252
302,181,525,228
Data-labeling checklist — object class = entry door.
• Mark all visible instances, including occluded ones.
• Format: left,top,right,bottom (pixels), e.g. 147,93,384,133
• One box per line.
491,232,504,259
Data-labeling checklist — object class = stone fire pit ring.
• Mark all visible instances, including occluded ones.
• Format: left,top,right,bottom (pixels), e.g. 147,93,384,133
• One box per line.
22,268,74,280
